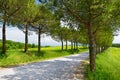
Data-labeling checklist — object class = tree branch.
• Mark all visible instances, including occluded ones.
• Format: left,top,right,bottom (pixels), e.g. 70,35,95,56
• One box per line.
93,26,101,34
8,7,21,18
62,1,87,24
92,11,105,19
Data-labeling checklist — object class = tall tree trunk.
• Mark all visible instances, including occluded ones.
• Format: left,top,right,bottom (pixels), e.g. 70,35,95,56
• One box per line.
76,43,78,50
87,23,96,72
66,40,67,50
38,25,41,55
24,24,28,53
2,21,6,54
101,46,103,52
96,45,98,54
100,46,102,53
61,39,63,51
98,46,101,53
74,41,76,50
71,41,73,50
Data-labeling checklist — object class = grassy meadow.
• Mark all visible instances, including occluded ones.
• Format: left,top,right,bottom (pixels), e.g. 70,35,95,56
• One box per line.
86,47,120,80
0,45,88,67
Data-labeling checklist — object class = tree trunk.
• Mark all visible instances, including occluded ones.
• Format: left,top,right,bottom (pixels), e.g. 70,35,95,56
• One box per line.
74,42,76,50
2,21,6,54
71,41,73,50
61,39,63,51
38,25,41,55
76,43,78,50
87,23,96,72
66,40,68,50
101,46,104,52
24,24,28,53
96,45,98,54
98,46,101,53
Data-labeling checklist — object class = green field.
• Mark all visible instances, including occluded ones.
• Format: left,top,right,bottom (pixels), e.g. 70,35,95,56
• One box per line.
86,47,120,80
0,46,88,67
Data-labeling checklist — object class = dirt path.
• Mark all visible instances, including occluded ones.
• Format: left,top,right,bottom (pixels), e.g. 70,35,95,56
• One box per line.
0,52,89,80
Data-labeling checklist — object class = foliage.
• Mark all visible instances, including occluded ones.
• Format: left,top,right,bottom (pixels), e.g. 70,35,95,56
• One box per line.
112,44,120,47
0,40,37,50
0,0,120,73
0,0,29,53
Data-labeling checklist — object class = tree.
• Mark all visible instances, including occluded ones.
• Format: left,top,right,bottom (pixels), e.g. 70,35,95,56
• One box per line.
50,0,113,72
36,0,117,72
95,26,113,53
110,0,120,35
0,0,27,54
14,0,38,53
51,26,65,51
62,27,70,50
31,5,55,55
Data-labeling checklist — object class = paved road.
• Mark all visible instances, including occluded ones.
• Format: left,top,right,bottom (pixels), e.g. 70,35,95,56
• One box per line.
0,52,89,80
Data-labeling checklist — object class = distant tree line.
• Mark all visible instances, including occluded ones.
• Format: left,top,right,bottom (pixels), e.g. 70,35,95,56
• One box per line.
112,44,120,47
0,40,37,49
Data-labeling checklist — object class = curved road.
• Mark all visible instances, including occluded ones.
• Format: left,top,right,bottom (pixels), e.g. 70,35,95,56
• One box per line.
0,52,89,80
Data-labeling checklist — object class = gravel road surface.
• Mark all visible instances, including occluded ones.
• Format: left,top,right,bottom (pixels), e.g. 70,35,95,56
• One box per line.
0,52,89,80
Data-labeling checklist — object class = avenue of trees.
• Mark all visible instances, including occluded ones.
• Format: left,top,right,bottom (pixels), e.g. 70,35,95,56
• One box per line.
0,0,120,72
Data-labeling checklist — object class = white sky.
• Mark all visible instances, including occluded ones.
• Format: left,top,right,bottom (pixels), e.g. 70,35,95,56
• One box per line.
113,34,120,43
0,25,120,46
0,26,61,46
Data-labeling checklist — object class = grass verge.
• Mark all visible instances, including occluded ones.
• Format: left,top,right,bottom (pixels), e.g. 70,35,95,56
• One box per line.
86,47,120,80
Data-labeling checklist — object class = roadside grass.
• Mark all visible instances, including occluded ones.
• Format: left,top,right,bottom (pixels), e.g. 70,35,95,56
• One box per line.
86,47,120,80
0,46,88,67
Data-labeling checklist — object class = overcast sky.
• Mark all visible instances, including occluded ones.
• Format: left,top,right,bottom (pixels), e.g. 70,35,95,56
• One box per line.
0,25,120,46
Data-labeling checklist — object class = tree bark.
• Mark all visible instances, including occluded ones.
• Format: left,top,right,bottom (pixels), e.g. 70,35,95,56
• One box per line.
61,39,63,51
87,23,96,72
71,41,73,50
98,46,101,53
74,42,76,50
38,25,41,55
66,40,68,50
96,45,98,54
2,20,6,54
24,24,28,53
101,46,104,52
76,43,78,50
